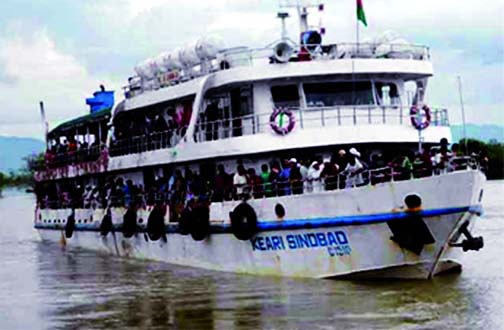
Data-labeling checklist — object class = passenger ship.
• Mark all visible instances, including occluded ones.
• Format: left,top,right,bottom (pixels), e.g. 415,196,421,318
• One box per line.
34,3,485,279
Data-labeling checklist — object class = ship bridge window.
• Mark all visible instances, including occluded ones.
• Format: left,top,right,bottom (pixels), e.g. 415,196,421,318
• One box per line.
271,85,300,108
303,82,374,107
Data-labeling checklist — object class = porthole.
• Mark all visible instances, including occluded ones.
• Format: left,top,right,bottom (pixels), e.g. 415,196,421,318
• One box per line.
138,218,144,224
275,203,286,218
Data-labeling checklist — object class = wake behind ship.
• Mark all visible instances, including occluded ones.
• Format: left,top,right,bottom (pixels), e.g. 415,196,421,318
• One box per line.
33,2,485,279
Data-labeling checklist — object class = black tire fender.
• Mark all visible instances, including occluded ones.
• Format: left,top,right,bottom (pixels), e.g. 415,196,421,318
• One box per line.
99,210,113,236
230,203,257,241
179,207,192,236
190,206,210,241
147,206,166,241
122,207,138,238
65,213,76,239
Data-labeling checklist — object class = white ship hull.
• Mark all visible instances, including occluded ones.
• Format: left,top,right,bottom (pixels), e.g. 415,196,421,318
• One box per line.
35,170,485,279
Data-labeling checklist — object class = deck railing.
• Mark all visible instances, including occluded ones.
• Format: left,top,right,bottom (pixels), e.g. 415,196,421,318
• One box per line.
105,105,448,157
37,157,479,212
44,145,105,169
194,105,449,143
123,42,431,98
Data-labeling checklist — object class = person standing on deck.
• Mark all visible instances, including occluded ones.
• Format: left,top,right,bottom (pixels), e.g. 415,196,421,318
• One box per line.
233,165,248,199
345,149,364,188
260,164,271,197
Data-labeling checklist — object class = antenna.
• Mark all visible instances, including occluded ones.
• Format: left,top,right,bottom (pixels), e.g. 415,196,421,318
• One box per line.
457,76,468,155
277,12,290,40
278,0,324,34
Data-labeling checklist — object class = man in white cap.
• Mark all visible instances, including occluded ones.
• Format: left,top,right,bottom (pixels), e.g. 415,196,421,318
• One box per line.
308,156,325,192
345,148,364,188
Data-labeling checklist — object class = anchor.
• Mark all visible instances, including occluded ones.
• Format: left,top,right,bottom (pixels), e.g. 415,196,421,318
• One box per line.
450,221,484,252
388,194,436,255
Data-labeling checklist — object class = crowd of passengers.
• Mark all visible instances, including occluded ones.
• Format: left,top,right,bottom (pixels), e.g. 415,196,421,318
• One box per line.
110,103,193,156
38,139,482,215
44,137,105,169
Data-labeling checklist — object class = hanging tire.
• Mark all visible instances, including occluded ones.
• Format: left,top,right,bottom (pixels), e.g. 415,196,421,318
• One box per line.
65,213,76,239
230,203,257,240
190,206,210,241
99,210,113,236
178,207,192,236
147,206,166,241
122,207,138,238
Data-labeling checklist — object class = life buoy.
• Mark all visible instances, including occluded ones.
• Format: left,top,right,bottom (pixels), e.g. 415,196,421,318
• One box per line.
65,213,75,238
99,210,113,236
147,205,167,241
410,104,431,130
122,207,138,238
230,203,257,240
190,206,210,241
270,108,295,135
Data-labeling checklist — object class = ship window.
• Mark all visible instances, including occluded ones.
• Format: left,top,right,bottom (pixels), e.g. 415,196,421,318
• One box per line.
271,85,300,108
304,82,374,107
196,85,253,142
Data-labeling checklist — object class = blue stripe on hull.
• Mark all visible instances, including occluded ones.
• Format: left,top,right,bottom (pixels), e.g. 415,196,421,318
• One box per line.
34,205,482,234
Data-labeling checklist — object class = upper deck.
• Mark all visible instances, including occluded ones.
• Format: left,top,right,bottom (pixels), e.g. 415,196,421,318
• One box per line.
123,42,433,112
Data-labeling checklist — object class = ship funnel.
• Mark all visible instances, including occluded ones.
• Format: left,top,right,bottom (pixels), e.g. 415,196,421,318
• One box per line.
273,41,294,63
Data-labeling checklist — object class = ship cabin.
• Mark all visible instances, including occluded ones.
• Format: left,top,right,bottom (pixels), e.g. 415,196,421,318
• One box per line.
35,38,466,217
109,39,450,172
35,89,113,182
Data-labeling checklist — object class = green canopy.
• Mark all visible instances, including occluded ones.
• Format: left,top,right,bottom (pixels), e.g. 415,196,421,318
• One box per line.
48,108,111,138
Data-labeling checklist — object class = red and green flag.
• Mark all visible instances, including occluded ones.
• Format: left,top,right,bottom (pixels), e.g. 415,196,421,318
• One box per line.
357,0,367,27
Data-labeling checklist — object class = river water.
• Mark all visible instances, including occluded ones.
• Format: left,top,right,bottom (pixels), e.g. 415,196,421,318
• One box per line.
0,182,503,330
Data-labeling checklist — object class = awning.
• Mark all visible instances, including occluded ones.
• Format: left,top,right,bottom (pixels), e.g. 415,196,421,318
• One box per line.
48,108,111,138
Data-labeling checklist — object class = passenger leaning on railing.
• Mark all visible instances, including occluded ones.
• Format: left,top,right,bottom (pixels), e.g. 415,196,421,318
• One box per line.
307,157,324,192
343,148,365,188
290,159,304,195
233,165,248,199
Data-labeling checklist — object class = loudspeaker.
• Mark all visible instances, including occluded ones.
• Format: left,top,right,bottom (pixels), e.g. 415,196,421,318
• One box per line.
273,41,294,63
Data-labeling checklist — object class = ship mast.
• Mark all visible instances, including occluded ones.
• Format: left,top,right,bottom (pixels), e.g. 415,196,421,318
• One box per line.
278,0,323,35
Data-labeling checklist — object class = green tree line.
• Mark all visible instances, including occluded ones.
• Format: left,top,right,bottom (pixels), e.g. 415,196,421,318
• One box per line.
0,153,44,189
459,139,504,180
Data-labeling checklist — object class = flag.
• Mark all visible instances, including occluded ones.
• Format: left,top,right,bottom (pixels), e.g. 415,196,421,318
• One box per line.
357,0,367,27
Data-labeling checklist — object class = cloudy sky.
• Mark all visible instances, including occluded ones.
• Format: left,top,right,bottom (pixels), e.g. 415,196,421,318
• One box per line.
0,0,502,139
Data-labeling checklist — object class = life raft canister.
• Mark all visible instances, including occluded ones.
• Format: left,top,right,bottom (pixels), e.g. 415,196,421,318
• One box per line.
64,212,76,239
122,207,138,238
270,107,295,135
410,104,431,130
147,205,167,241
99,210,113,236
190,206,211,241
230,203,258,241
